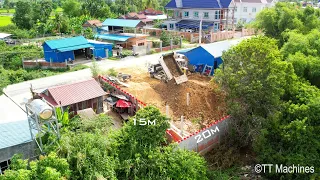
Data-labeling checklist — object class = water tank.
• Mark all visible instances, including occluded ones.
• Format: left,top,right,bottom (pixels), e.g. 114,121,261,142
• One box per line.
29,99,53,120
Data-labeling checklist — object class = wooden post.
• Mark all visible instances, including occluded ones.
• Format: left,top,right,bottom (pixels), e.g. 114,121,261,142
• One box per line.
166,104,169,118
187,93,190,106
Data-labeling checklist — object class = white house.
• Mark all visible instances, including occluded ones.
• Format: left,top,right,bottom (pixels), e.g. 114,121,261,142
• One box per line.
164,0,236,32
231,0,277,24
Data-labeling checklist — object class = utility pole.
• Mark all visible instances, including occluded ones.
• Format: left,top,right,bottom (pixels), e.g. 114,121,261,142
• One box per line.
199,15,203,45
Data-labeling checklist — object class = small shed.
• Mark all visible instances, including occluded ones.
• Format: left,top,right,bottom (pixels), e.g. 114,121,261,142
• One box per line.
38,78,106,114
88,40,113,58
179,38,244,75
43,36,93,63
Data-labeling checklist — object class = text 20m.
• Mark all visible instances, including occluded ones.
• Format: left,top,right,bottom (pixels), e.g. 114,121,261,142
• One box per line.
133,118,156,126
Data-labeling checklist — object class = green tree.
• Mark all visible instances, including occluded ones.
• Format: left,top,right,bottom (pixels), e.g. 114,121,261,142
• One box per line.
62,0,81,18
12,1,33,29
90,59,100,78
214,36,295,147
3,0,10,13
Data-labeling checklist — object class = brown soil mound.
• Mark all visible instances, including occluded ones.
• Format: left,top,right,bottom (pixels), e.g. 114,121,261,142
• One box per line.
152,74,226,125
163,55,181,76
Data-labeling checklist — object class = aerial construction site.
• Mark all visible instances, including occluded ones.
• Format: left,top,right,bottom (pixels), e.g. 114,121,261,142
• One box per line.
113,52,227,133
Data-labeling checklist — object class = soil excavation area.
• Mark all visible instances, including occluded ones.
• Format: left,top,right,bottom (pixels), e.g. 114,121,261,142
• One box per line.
116,67,227,133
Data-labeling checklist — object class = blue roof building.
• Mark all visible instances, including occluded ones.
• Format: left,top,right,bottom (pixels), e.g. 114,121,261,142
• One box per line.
88,40,113,58
43,36,93,63
163,0,235,32
178,38,244,76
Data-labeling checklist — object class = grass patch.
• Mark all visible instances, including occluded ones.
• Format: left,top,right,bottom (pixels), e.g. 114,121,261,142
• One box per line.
108,57,119,60
0,9,15,14
69,64,89,72
0,16,12,27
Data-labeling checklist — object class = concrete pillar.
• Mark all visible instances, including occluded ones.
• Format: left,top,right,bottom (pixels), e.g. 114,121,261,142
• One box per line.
22,58,24,69
180,37,182,48
180,116,184,137
50,58,52,67
132,45,137,55
106,49,109,58
146,42,151,54
65,59,67,66
160,41,163,52
170,39,173,50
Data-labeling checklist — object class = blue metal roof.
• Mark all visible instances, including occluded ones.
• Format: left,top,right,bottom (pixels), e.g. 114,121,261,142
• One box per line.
58,44,93,52
165,0,232,9
102,19,143,28
95,34,133,42
176,20,214,29
165,0,177,8
44,36,90,50
0,120,33,149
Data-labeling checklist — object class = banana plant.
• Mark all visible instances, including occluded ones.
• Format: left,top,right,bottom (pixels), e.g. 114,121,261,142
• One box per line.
56,107,69,126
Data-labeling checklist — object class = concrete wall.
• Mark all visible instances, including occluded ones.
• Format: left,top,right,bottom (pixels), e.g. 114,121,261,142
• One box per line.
0,141,35,163
177,116,230,155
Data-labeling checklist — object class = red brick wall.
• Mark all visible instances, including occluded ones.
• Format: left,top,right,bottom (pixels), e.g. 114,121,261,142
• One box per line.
23,61,67,69
154,45,180,53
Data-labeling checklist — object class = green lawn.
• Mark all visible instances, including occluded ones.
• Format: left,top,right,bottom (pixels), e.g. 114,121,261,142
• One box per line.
0,9,15,14
0,16,12,27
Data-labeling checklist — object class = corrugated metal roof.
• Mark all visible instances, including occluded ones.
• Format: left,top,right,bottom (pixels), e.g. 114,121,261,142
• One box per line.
0,33,12,39
200,38,245,57
0,120,33,149
165,0,232,9
44,36,90,50
95,34,133,42
102,19,144,28
58,44,93,52
46,78,106,107
165,0,177,8
176,20,215,29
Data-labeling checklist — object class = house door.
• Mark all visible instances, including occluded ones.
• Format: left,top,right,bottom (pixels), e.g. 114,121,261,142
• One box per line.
179,12,182,18
214,23,220,32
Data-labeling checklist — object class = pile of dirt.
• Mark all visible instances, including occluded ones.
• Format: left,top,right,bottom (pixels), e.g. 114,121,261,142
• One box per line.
163,55,181,77
114,67,227,133
152,74,226,128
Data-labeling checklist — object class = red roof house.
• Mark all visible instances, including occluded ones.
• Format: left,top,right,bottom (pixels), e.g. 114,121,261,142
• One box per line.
39,78,106,114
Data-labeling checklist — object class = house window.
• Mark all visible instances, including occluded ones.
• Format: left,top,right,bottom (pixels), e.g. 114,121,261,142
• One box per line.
204,12,209,19
175,11,179,17
215,11,220,19
169,23,174,29
214,23,220,31
234,18,237,23
252,7,256,12
184,11,189,17
242,18,247,22
194,11,199,18
243,7,247,12
235,6,237,12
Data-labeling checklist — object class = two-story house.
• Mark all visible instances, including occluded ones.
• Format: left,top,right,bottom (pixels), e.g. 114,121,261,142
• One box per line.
232,0,277,24
164,0,235,32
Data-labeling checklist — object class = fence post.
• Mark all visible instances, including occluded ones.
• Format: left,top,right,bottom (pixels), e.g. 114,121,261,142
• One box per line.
50,58,52,67
170,39,173,50
65,59,67,66
180,37,182,48
180,116,184,137
160,41,163,52
22,58,24,69
146,42,151,54
106,49,109,58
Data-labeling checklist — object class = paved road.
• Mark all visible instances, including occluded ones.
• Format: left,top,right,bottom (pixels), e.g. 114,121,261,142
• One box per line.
3,52,163,110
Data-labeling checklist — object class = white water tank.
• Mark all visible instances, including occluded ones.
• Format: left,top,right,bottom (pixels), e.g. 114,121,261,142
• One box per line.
29,99,53,120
